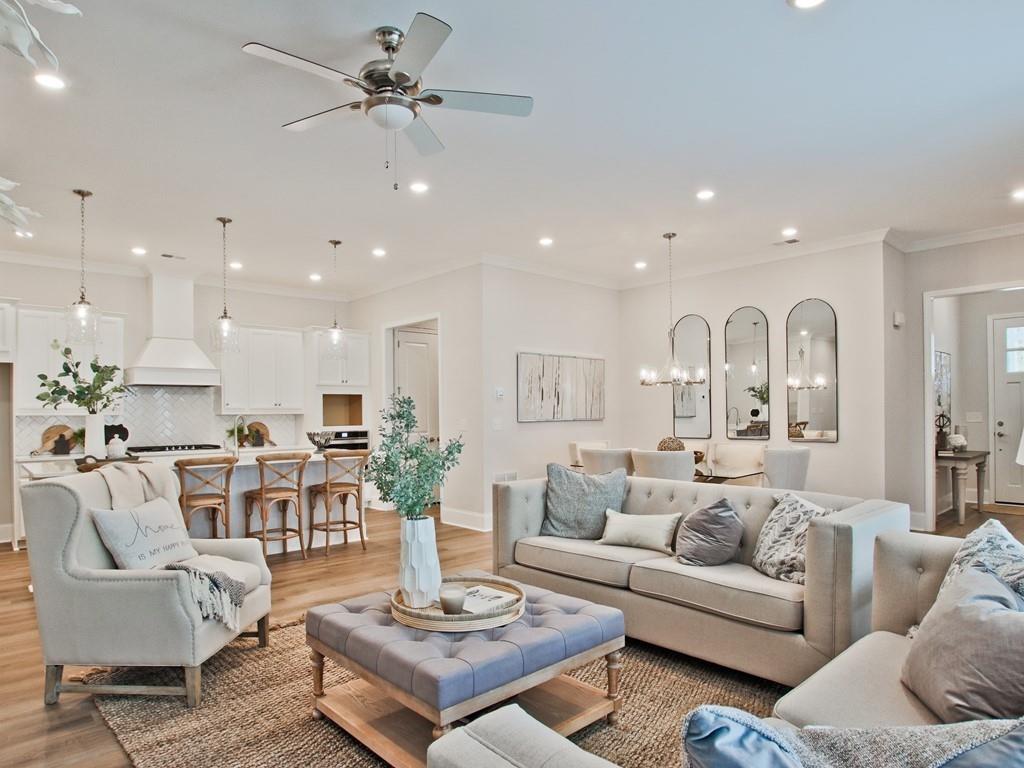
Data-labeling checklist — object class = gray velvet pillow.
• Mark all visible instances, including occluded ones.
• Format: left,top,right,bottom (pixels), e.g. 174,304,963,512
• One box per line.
540,464,627,540
675,498,744,566
901,568,1024,723
92,497,198,570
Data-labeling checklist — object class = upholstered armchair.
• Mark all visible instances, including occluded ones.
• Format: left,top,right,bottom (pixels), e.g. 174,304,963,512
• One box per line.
20,470,272,707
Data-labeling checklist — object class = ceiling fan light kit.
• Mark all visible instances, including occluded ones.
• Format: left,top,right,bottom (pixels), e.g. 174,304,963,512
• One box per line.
243,11,534,164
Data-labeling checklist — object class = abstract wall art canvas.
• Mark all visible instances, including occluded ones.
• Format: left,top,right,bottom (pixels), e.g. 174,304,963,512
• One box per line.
517,353,606,422
934,350,951,421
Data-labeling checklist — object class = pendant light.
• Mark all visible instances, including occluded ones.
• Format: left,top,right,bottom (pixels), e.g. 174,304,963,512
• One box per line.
640,232,687,387
65,189,100,345
211,216,240,353
323,239,345,359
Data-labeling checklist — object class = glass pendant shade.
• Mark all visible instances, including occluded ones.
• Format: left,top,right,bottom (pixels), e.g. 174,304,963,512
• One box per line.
66,189,100,346
640,232,684,387
66,297,99,345
211,311,240,353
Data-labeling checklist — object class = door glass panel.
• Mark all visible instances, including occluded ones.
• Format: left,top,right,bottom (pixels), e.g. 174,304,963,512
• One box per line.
1006,326,1024,350
1007,350,1024,373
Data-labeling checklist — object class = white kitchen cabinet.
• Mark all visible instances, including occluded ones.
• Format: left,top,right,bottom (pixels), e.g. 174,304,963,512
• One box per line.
316,329,370,387
14,307,125,414
0,302,15,362
218,328,303,413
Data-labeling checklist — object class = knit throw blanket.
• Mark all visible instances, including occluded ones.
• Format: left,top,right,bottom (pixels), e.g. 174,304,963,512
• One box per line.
165,562,246,631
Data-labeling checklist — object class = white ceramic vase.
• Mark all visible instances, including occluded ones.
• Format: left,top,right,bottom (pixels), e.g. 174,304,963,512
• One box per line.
84,413,106,459
399,515,441,609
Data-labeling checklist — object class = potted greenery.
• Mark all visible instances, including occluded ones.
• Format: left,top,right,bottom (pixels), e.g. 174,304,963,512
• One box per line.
744,381,770,418
37,341,127,458
366,394,464,608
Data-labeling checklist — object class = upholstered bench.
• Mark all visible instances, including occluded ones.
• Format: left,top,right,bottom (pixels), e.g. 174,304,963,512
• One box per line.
306,576,625,768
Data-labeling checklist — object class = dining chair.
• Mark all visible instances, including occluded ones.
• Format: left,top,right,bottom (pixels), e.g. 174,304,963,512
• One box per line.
764,448,812,491
580,447,634,475
568,440,611,467
631,449,696,481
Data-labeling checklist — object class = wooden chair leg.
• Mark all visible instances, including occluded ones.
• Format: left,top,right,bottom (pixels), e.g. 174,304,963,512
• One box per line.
307,490,317,553
279,500,288,555
223,495,231,538
209,507,219,539
295,497,308,560
258,500,268,559
44,664,63,705
257,614,269,647
341,493,350,545
184,665,201,708
358,499,367,551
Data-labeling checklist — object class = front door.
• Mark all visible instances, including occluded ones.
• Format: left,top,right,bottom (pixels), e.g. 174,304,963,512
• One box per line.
394,327,440,504
993,314,1024,504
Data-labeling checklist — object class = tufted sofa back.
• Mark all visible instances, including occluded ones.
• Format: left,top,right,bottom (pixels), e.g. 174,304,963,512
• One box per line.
619,478,862,565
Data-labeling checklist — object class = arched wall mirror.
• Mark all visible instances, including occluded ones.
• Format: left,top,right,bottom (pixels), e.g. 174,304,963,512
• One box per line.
725,306,770,439
672,314,711,439
786,298,838,443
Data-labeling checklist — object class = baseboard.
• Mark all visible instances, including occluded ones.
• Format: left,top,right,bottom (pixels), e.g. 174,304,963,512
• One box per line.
441,506,491,532
0,523,11,544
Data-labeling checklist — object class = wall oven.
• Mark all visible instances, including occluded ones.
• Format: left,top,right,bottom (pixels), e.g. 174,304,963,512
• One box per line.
326,430,370,451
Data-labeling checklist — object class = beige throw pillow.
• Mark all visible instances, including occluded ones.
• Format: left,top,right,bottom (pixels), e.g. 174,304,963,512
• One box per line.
598,509,681,554
92,497,197,570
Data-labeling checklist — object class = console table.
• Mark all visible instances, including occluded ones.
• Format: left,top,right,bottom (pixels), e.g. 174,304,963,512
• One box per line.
936,450,989,525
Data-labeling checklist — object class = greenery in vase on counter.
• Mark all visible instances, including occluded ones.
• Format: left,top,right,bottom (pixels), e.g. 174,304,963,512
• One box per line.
366,395,464,519
36,341,126,414
744,382,770,407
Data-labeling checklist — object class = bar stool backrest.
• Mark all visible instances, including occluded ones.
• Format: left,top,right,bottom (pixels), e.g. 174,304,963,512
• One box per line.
322,449,370,495
254,451,311,493
174,455,238,498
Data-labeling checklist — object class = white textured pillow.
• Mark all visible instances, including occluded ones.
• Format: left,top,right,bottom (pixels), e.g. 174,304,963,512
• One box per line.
598,509,681,554
752,493,831,584
92,497,197,570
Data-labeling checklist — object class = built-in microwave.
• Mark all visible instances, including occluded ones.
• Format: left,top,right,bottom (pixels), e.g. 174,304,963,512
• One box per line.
326,430,370,451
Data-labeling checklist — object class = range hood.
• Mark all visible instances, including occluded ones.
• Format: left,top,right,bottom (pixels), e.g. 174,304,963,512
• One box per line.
125,275,221,387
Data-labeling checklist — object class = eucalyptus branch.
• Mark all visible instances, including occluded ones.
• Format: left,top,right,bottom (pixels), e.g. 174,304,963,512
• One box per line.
36,340,126,414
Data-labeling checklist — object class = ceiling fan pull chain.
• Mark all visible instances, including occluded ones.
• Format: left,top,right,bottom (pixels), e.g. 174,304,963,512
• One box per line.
384,130,390,170
393,133,399,191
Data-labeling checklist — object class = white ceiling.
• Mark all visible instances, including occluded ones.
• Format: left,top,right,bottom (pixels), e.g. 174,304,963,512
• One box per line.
3,0,1024,298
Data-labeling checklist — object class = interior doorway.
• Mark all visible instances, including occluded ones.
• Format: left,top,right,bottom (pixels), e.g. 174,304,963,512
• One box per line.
388,319,440,503
991,313,1024,504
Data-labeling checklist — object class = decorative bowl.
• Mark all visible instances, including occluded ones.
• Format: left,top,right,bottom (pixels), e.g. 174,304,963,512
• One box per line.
306,430,334,452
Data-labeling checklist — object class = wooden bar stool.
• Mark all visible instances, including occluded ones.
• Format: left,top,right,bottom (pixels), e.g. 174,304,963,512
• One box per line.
244,452,311,559
307,449,371,555
174,456,238,538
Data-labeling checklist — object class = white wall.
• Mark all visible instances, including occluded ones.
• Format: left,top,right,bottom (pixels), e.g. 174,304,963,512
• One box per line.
619,241,889,499
347,266,485,528
932,295,960,509
481,265,622,523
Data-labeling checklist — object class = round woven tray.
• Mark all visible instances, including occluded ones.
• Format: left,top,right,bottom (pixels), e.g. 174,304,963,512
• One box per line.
390,575,525,632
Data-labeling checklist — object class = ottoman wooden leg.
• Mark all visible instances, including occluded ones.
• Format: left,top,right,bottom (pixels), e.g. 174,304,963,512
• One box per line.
311,648,324,719
605,650,622,724
432,724,452,740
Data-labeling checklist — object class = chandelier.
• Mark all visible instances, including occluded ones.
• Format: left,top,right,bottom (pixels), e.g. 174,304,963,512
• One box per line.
640,232,701,386
787,345,828,390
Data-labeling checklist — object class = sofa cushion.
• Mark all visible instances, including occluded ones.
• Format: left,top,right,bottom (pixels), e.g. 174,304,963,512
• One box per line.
515,536,665,588
541,464,627,540
92,497,197,570
598,509,681,555
902,569,1024,723
675,497,744,566
752,493,831,584
177,554,262,594
629,558,805,631
773,631,941,728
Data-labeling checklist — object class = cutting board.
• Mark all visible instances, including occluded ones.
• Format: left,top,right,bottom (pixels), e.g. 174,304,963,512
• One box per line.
248,421,276,447
33,424,76,455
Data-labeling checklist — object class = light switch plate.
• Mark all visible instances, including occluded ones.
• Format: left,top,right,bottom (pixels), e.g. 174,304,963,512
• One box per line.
966,412,984,423
495,387,505,400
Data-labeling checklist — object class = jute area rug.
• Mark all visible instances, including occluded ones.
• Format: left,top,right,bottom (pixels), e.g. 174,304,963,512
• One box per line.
85,623,787,768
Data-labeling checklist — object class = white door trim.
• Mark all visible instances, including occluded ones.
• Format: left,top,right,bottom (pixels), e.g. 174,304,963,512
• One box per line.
921,280,1024,531
987,311,1024,505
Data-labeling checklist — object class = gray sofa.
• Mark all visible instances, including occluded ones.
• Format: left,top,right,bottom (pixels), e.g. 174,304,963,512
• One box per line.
428,530,967,767
493,477,910,687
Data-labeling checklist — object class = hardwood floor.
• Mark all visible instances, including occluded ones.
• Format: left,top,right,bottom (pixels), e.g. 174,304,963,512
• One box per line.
935,503,1024,541
0,507,491,768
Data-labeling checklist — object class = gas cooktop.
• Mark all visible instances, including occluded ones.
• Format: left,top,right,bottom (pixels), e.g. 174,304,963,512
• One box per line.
128,444,222,453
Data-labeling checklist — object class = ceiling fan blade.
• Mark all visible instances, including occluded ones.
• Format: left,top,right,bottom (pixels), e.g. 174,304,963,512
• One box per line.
418,89,533,117
389,13,452,86
282,102,361,132
403,116,444,156
242,42,364,87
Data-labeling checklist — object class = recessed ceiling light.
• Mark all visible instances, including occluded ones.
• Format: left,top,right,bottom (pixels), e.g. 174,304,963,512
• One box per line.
229,261,243,270
538,237,554,247
309,273,322,282
372,248,387,258
696,189,715,201
781,227,799,238
409,181,429,194
1012,188,1024,201
34,72,66,90
14,229,33,238
787,0,826,9
800,329,809,336
131,246,146,256
634,261,647,270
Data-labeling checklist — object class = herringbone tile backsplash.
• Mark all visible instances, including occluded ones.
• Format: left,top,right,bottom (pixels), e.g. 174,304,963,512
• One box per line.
16,386,298,455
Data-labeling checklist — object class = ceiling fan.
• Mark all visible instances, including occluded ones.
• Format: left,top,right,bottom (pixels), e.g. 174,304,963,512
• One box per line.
242,12,533,155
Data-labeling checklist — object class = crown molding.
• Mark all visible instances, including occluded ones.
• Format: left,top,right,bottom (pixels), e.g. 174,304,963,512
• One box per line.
192,273,347,303
479,254,621,291
0,248,147,277
899,222,1024,253
345,257,484,302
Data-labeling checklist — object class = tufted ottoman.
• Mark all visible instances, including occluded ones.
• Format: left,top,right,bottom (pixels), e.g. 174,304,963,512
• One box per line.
306,574,625,768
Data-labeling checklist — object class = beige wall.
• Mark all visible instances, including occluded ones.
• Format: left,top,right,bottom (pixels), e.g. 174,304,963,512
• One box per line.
347,266,485,526
619,241,889,499
0,365,12,531
481,265,622,523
